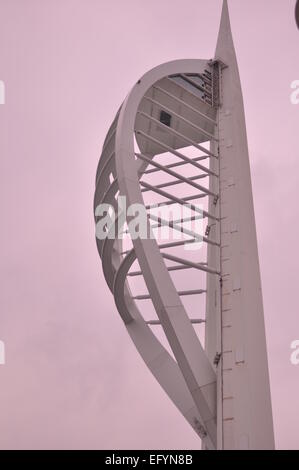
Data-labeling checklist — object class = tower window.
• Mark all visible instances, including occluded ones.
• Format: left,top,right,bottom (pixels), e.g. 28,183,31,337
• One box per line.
159,110,172,127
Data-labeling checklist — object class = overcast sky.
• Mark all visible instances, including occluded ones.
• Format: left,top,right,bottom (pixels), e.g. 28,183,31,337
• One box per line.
0,0,298,449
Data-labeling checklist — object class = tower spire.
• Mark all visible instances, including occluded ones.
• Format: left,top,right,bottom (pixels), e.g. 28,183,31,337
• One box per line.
215,0,235,64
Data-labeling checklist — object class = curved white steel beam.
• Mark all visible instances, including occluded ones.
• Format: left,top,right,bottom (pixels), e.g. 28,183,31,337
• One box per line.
115,60,218,447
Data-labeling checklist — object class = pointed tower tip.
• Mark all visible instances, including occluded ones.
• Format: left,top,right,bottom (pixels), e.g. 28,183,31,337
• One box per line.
219,0,231,36
215,0,235,63
223,0,229,13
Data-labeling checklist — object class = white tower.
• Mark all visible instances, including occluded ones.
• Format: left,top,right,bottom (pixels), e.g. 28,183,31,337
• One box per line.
204,0,275,449
94,0,275,450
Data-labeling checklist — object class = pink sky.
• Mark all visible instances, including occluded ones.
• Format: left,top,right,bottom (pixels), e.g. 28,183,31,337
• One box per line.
0,0,298,449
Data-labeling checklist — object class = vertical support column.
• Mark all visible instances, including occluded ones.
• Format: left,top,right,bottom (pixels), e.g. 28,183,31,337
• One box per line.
205,62,223,450
212,0,275,449
218,81,238,448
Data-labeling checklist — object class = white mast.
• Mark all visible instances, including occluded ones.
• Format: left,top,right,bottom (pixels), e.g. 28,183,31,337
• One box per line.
208,0,275,449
